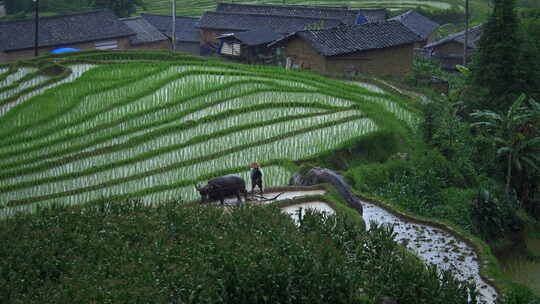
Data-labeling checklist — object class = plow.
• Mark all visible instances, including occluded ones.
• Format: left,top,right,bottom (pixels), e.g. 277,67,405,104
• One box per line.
246,192,284,202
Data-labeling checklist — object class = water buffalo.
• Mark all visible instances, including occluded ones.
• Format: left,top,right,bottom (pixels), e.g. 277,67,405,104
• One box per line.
195,175,248,205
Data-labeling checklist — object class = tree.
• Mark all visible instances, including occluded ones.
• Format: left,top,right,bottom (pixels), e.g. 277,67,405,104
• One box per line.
93,0,145,17
472,0,521,112
471,94,540,205
4,0,33,15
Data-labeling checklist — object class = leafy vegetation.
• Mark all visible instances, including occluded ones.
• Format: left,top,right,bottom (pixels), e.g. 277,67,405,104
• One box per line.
0,200,477,303
0,51,417,216
3,0,143,17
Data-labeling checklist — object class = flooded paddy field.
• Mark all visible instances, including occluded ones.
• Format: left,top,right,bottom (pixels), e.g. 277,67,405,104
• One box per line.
362,201,497,303
249,189,498,303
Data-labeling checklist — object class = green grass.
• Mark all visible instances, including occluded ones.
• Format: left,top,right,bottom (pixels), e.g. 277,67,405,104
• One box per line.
0,51,418,216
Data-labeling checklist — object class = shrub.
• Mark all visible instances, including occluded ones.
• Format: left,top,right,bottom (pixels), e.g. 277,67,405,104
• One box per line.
471,189,523,240
0,200,476,304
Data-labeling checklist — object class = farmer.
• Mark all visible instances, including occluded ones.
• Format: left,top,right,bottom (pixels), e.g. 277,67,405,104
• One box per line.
250,162,263,194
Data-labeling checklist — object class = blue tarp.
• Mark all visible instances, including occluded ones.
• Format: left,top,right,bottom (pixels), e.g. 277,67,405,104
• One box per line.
51,48,81,54
355,14,368,25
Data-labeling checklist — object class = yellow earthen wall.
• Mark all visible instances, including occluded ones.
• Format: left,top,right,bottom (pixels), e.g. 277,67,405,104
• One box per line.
283,38,327,72
325,43,414,77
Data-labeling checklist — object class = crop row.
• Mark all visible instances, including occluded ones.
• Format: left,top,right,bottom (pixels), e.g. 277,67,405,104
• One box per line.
1,110,360,193
1,115,374,211
0,65,96,117
0,65,317,149
0,82,269,169
0,77,318,166
0,164,292,218
0,102,345,179
0,67,36,88
0,64,167,139
0,56,413,216
0,72,352,167
0,96,346,175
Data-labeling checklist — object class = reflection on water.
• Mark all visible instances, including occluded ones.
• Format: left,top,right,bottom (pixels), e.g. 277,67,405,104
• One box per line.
281,201,335,224
273,191,499,303
500,238,540,296
362,200,497,304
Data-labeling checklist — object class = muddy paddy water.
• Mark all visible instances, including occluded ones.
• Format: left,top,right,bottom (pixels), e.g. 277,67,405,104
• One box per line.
221,189,498,303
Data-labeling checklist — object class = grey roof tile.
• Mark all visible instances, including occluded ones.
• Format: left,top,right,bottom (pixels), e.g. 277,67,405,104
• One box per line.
216,3,387,24
217,29,283,46
198,12,343,34
121,16,168,45
390,10,439,40
141,14,200,42
283,20,423,57
0,10,134,52
424,24,483,49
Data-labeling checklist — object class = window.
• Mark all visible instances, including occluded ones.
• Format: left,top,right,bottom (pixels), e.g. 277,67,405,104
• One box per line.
95,40,118,50
220,42,241,56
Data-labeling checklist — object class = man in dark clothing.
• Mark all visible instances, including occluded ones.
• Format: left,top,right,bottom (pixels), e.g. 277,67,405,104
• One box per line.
250,162,263,194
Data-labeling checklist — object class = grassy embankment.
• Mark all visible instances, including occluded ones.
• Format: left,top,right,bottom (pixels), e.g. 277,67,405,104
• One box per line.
0,50,417,216
0,51,481,302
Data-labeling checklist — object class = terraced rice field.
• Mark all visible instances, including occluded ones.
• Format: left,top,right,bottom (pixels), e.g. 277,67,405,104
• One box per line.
141,0,475,16
0,54,418,217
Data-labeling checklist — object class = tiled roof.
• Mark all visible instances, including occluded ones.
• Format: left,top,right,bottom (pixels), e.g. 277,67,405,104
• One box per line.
216,3,387,24
141,14,200,42
424,24,483,49
121,16,168,45
198,12,343,34
217,2,350,11
0,10,134,52
390,10,439,40
217,29,283,46
278,20,422,57
357,9,388,23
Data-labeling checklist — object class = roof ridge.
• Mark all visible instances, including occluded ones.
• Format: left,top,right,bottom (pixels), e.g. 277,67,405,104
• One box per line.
302,19,401,32
0,9,113,25
204,11,345,21
140,13,199,20
216,2,350,11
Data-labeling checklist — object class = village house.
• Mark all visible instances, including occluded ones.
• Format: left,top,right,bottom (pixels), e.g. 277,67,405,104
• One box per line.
271,20,423,77
216,29,283,64
121,16,170,50
423,24,483,70
215,3,388,24
0,10,135,63
197,12,343,54
389,10,439,47
141,14,201,55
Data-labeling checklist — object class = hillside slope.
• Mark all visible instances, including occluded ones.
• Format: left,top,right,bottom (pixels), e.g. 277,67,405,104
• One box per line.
0,51,418,216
